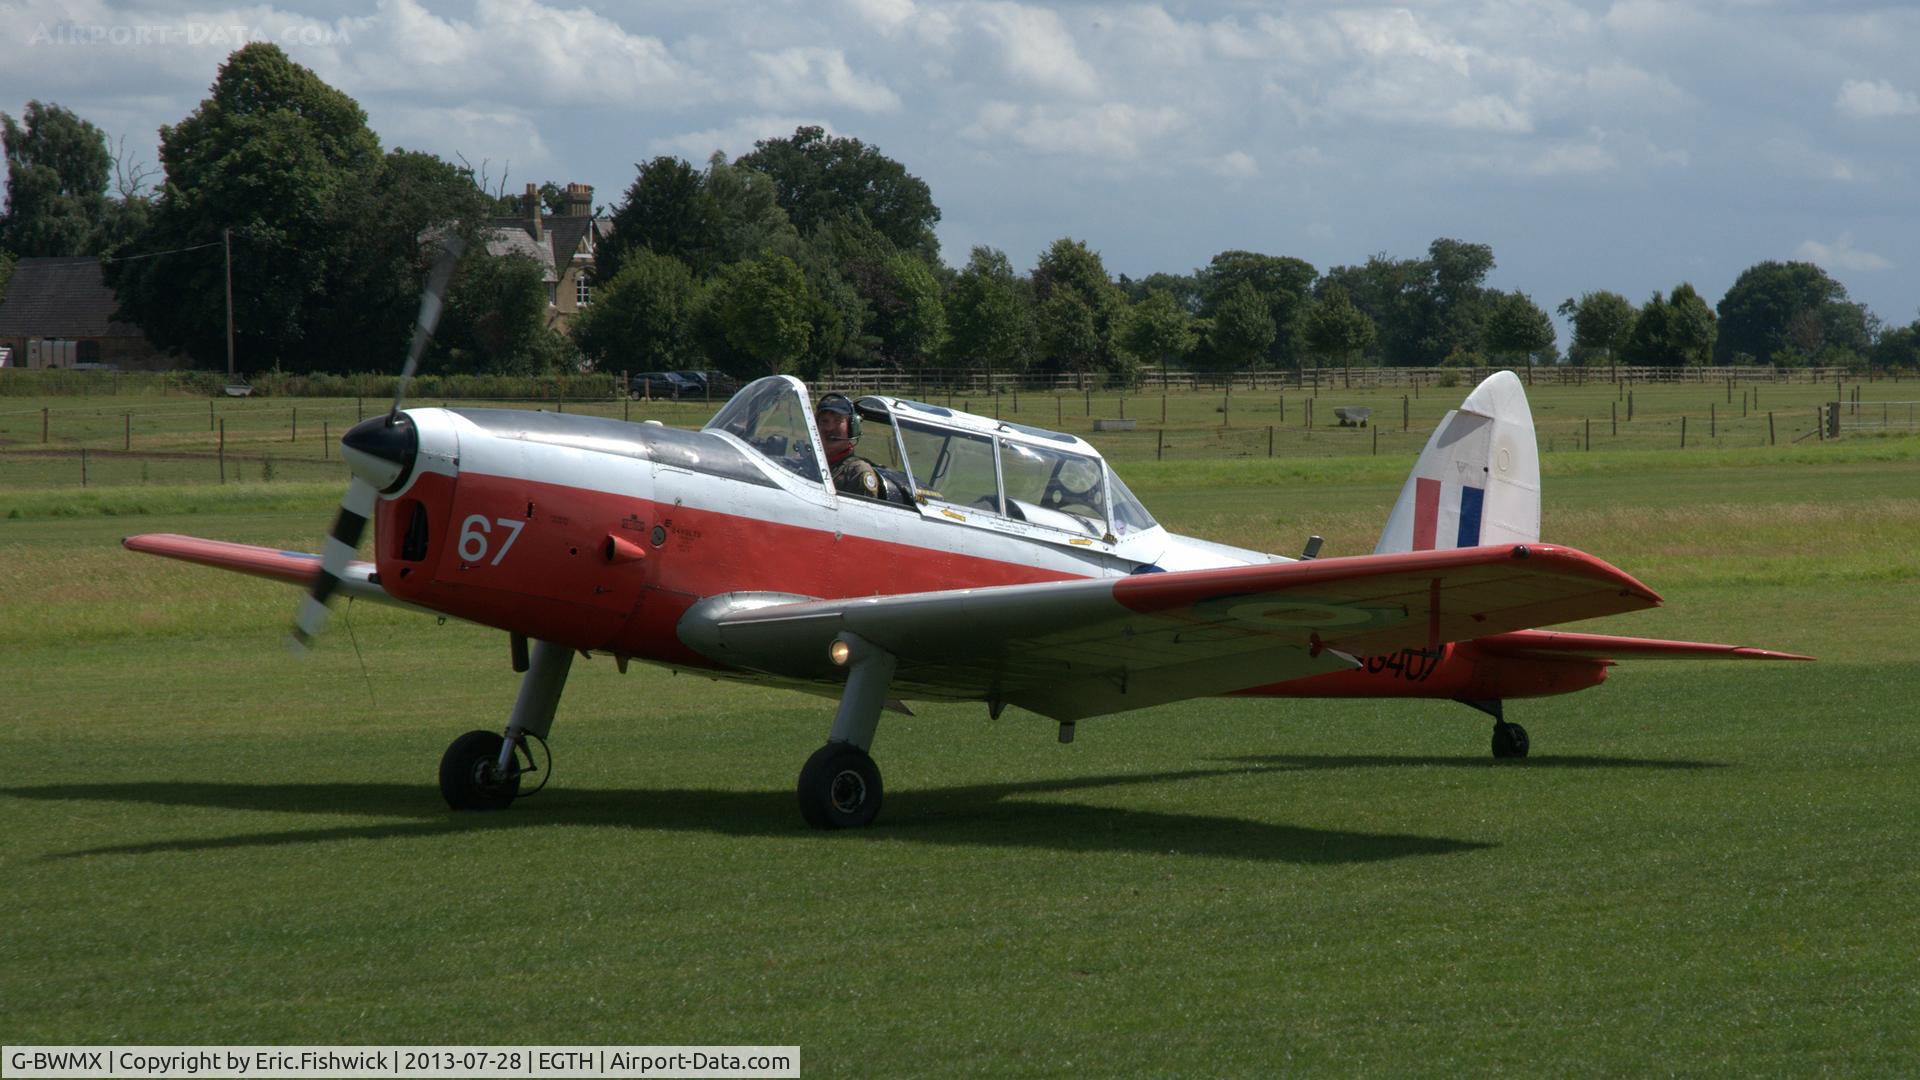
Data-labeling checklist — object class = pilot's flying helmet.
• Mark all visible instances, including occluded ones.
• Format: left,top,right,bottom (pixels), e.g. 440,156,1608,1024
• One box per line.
816,392,861,440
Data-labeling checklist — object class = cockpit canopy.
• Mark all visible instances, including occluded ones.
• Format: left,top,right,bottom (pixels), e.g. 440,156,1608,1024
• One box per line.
705,376,1158,541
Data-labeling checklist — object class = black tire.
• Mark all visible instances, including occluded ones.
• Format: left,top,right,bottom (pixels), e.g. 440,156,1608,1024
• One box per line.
440,729,521,810
797,743,883,829
1491,721,1531,760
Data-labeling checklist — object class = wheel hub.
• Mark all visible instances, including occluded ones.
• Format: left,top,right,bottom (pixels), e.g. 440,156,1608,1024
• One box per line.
830,769,868,813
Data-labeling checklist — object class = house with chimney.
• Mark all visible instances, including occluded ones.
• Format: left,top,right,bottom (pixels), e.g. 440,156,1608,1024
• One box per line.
485,182,608,331
0,256,180,370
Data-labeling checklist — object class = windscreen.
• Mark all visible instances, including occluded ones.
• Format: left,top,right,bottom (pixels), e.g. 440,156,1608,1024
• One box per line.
705,376,822,483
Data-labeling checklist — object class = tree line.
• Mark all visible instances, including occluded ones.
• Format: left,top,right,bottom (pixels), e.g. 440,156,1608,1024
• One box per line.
4,43,1916,381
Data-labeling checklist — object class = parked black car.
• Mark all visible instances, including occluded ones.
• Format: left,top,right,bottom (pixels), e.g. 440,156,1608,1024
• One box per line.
628,371,697,400
674,370,741,399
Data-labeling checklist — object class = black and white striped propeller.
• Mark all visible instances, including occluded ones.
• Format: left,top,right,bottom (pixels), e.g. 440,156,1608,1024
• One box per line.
290,237,466,653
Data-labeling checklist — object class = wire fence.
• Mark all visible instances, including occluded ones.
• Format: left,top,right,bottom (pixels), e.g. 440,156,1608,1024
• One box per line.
0,383,1903,491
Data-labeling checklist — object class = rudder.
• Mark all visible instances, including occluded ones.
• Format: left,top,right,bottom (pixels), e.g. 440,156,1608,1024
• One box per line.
1375,371,1540,555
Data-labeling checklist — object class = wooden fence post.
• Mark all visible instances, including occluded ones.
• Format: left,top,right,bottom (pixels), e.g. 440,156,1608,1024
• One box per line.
42,407,48,443
1769,412,1775,445
219,419,226,483
323,420,329,459
291,406,298,442
1156,429,1164,461
124,412,131,451
81,448,88,487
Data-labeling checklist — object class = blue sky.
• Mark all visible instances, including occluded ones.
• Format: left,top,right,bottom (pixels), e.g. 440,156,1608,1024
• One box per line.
5,1,1916,346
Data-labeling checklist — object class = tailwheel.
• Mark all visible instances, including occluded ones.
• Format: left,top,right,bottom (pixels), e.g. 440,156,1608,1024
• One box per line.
440,729,522,810
1491,720,1531,761
797,742,883,829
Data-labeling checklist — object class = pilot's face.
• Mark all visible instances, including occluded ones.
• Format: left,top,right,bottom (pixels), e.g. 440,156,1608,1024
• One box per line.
818,410,852,453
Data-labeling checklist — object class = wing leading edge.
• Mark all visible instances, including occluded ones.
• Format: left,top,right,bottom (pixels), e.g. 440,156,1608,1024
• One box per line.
682,543,1661,721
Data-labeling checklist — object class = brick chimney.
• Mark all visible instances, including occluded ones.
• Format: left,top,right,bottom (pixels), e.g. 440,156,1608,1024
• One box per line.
565,182,593,217
524,182,542,242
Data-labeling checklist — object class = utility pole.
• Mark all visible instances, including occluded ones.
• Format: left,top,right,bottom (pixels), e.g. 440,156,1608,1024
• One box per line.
224,227,236,379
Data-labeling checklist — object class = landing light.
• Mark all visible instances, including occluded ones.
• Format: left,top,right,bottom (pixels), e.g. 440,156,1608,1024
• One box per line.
829,639,851,666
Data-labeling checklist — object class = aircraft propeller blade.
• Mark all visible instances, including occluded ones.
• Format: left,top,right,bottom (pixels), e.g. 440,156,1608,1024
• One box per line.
391,236,466,421
290,475,378,653
290,234,463,654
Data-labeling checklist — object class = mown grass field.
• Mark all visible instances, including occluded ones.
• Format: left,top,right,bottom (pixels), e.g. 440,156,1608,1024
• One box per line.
1,416,1916,1074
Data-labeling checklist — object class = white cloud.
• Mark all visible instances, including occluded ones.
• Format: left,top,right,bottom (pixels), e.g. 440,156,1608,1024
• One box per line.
1527,141,1617,177
1207,150,1258,179
963,101,1182,160
974,3,1100,98
1796,233,1893,273
650,116,832,162
1834,78,1920,119
1764,138,1862,183
750,47,900,112
842,0,916,35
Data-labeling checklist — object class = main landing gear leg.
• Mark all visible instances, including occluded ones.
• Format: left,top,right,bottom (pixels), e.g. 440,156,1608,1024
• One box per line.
799,633,896,829
440,638,575,810
1459,697,1529,761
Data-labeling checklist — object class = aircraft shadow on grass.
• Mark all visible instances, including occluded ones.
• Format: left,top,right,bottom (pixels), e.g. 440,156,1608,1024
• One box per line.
1214,753,1728,771
4,761,1542,864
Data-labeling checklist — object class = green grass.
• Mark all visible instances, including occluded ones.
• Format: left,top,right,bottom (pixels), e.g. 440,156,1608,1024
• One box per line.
1,430,1916,1074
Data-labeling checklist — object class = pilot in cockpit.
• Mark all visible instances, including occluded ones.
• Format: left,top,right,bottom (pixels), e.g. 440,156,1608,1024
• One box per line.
815,393,883,499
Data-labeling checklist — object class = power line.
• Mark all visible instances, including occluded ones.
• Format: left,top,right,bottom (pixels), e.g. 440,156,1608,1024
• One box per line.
99,240,223,265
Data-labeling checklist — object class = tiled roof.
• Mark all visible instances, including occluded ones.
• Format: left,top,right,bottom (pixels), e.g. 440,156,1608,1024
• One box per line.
485,212,600,283
0,256,146,339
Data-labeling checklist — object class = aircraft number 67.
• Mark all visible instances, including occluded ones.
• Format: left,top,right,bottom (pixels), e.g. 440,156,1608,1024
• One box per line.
458,514,524,566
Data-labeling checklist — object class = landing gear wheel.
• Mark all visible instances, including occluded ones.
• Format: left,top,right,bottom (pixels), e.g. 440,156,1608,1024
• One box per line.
1491,721,1531,760
440,729,522,810
797,743,883,829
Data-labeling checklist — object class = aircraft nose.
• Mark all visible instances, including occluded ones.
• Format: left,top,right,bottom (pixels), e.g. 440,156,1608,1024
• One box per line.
340,413,418,492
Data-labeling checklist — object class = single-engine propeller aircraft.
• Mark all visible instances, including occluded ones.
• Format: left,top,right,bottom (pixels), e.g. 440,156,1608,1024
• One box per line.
124,248,1808,828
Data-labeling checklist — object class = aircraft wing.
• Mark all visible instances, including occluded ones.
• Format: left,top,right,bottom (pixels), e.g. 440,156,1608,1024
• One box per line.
123,533,396,608
1475,629,1813,662
684,543,1662,721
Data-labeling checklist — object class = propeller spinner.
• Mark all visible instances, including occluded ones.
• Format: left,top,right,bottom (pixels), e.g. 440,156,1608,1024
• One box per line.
290,237,464,653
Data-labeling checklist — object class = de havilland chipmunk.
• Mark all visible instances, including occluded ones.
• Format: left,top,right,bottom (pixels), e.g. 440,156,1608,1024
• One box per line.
125,246,1808,828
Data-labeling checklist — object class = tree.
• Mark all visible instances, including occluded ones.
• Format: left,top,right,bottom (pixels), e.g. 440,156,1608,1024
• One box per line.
1120,271,1201,313
1,101,111,257
696,253,816,377
1666,283,1717,366
0,251,15,302
1319,239,1500,367
1206,281,1277,373
736,126,940,259
108,44,385,370
1621,291,1677,367
701,151,794,266
597,156,718,282
1197,250,1316,368
1033,237,1122,374
1871,320,1920,370
1483,291,1556,366
342,148,496,367
436,253,560,374
1559,291,1635,366
1118,289,1197,371
1302,284,1377,382
945,246,1033,375
1037,289,1100,380
1715,260,1864,364
569,250,698,373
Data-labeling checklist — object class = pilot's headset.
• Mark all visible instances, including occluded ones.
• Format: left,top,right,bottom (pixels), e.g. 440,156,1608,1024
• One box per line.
817,393,861,442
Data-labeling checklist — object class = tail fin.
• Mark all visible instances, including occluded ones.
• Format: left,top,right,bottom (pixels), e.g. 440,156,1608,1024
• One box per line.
1374,371,1540,555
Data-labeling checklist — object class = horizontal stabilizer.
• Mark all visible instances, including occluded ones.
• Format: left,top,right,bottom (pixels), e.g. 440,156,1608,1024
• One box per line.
1475,629,1813,662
